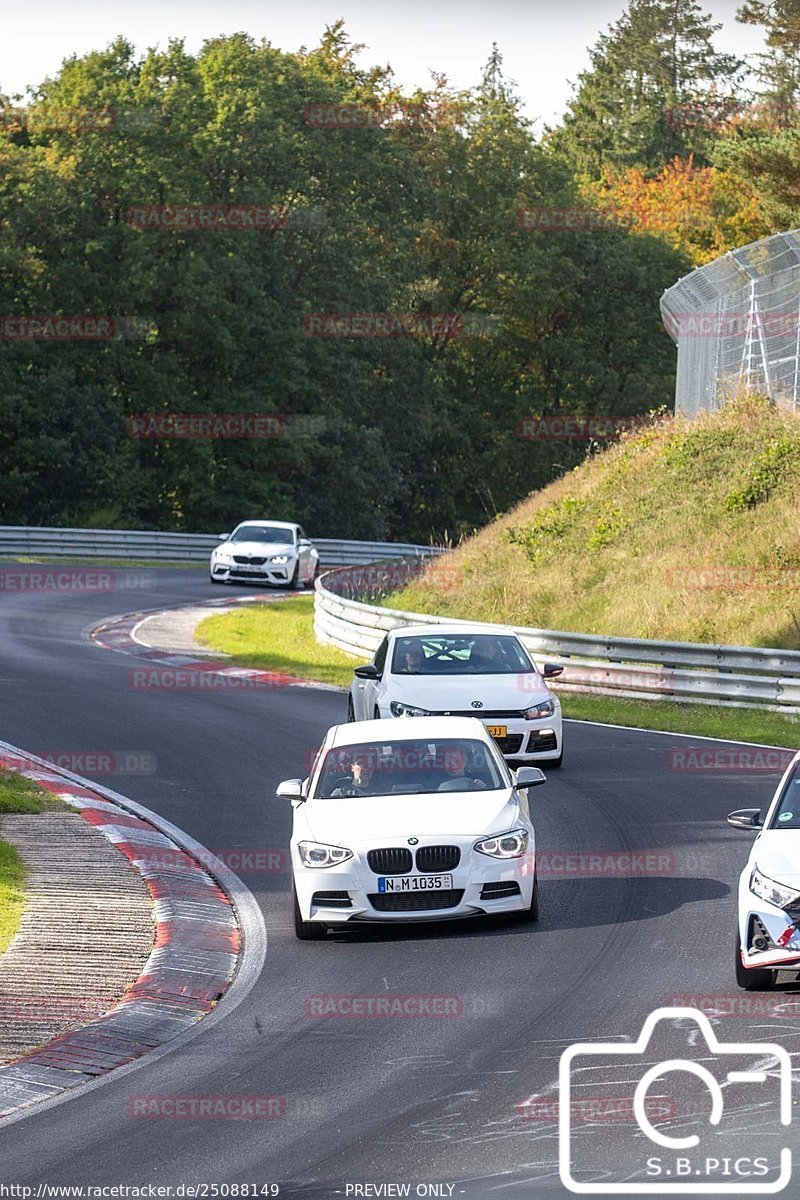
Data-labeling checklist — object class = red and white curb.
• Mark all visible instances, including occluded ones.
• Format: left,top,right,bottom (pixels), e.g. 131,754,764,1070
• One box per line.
89,595,343,691
0,741,264,1122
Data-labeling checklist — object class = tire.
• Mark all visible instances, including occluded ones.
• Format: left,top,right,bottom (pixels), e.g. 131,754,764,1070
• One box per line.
736,929,775,990
546,750,563,769
292,880,327,940
209,573,225,585
373,706,381,720
285,561,300,590
347,696,356,722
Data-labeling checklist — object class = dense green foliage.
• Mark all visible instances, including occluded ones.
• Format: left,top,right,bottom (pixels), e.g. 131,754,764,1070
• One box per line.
0,26,686,541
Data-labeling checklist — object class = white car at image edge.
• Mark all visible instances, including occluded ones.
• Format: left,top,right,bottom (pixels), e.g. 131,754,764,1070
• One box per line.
347,624,564,766
730,750,800,990
210,520,319,588
277,715,546,939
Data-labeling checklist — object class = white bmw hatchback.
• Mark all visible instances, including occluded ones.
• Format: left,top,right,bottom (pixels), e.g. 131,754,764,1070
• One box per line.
730,750,800,990
277,715,545,939
347,625,564,767
209,520,319,588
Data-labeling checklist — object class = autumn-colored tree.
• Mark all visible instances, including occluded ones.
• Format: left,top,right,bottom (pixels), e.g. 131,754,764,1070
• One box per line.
587,156,768,263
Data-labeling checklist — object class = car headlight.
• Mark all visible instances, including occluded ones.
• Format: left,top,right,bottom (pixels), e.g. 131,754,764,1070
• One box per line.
474,829,529,859
750,866,800,910
270,554,291,564
298,841,353,868
523,699,555,720
389,701,432,718
214,550,232,562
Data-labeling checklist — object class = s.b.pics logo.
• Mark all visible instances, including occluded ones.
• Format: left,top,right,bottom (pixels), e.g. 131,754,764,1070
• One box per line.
559,1007,791,1193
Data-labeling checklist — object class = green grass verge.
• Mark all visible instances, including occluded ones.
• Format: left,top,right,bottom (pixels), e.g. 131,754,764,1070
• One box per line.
195,596,800,746
0,839,26,955
196,596,356,688
0,556,204,569
0,767,47,814
560,692,799,747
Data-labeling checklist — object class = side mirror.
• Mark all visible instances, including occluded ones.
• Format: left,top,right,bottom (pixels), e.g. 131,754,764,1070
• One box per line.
277,778,304,800
727,808,763,830
218,532,230,541
543,663,564,679
513,767,547,789
354,664,380,680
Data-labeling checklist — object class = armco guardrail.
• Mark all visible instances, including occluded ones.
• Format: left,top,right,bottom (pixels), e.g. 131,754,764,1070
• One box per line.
314,565,800,713
0,525,442,568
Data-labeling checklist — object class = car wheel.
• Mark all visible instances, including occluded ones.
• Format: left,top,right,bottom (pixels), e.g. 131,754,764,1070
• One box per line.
347,696,356,722
292,880,327,940
209,573,225,585
547,750,563,769
373,706,381,720
735,930,775,990
285,561,300,590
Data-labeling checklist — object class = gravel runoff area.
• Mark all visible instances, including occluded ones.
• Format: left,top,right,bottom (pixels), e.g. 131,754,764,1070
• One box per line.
0,812,153,1065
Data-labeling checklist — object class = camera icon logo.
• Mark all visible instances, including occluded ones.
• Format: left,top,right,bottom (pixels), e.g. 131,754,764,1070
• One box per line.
559,1006,792,1194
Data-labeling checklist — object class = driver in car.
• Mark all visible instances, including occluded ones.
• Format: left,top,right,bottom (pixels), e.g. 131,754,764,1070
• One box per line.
329,755,381,797
437,746,488,791
398,640,426,673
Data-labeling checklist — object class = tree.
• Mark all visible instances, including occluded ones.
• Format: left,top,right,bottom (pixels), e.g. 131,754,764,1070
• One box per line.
551,0,742,178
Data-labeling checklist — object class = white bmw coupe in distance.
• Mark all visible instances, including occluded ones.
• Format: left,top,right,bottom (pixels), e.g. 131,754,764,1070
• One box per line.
730,751,800,990
277,716,545,939
209,520,319,588
347,625,564,767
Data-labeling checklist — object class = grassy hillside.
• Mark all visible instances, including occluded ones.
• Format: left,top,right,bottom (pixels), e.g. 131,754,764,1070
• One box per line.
390,395,800,649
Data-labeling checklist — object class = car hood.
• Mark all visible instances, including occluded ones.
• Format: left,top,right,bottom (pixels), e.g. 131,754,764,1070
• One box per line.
389,672,550,711
753,831,800,885
219,541,295,557
301,790,521,843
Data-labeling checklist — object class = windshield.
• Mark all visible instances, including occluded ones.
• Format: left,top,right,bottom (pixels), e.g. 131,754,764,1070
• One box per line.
230,525,294,545
770,763,800,827
313,738,506,798
392,633,533,675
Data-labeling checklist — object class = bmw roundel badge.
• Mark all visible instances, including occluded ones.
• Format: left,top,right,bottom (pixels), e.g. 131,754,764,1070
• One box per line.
408,837,419,845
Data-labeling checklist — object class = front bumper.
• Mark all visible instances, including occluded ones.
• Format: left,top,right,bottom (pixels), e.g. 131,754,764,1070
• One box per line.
292,845,536,925
211,560,291,584
381,708,563,762
737,875,800,970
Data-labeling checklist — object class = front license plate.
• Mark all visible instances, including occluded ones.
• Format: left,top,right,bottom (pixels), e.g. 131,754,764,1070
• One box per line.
487,725,507,738
378,874,453,893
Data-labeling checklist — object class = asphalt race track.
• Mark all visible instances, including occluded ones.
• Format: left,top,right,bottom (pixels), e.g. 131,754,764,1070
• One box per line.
0,565,797,1197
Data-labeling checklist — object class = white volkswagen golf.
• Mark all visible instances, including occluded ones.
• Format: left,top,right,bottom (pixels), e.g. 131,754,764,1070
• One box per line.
347,625,564,767
277,716,545,939
730,750,800,990
209,520,319,588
